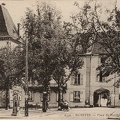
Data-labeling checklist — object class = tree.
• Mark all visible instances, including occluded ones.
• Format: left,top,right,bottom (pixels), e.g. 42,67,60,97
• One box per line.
0,45,24,110
70,0,120,86
22,3,66,112
22,3,85,111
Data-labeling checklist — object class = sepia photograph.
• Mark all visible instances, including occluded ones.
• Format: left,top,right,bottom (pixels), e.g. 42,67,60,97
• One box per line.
0,0,119,119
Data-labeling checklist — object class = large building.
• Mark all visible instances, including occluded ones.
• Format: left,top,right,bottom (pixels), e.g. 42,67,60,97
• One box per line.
66,43,120,107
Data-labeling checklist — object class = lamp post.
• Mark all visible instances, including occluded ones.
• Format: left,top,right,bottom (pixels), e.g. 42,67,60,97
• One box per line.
25,38,28,116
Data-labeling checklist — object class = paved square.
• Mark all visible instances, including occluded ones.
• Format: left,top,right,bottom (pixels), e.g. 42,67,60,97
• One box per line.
0,107,119,120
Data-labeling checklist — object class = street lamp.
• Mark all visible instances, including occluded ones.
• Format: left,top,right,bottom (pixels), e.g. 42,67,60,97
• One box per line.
25,37,29,116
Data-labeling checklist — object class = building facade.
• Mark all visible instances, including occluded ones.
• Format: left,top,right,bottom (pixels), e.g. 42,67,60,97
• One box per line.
25,43,119,108
8,52,120,108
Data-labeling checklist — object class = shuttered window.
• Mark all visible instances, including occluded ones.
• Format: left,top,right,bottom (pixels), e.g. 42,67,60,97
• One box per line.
80,74,83,85
69,91,73,102
71,72,83,85
73,91,80,102
96,70,106,82
70,91,83,102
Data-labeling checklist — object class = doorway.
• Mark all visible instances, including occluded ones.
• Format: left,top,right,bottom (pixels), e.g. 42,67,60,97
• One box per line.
93,88,110,107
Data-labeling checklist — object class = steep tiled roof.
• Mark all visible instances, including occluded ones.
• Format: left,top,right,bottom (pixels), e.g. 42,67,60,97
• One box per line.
0,5,19,40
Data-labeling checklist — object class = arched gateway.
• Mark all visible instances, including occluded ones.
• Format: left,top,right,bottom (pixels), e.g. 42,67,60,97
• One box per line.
93,88,110,107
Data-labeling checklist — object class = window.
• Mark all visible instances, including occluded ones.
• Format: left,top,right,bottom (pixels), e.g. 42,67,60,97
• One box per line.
96,70,106,82
71,72,83,85
73,91,80,102
74,73,80,85
28,91,34,101
70,91,83,102
56,93,63,102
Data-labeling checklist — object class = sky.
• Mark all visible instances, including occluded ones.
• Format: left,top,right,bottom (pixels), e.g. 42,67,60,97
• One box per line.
0,0,85,25
0,0,120,27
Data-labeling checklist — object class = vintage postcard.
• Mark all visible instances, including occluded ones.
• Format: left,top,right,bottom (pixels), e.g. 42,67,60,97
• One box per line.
0,0,119,120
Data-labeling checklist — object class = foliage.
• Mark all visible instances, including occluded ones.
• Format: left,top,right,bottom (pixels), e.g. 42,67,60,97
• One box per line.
0,44,25,109
0,45,25,88
72,0,120,86
22,3,84,90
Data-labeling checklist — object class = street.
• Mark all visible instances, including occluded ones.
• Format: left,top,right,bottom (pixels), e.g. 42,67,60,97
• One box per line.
0,107,119,120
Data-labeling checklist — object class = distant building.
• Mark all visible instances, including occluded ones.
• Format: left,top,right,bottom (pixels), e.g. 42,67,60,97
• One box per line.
65,43,120,107
0,4,21,108
66,43,120,107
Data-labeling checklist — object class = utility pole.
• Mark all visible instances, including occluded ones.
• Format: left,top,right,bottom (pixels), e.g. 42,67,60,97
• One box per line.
114,73,116,107
25,38,29,116
5,40,11,110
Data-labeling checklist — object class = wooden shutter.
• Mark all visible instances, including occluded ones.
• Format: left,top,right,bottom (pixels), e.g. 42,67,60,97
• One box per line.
56,93,58,102
80,91,83,102
80,74,83,85
78,74,80,85
96,70,100,82
40,93,43,102
71,74,75,85
9,90,13,101
69,91,73,102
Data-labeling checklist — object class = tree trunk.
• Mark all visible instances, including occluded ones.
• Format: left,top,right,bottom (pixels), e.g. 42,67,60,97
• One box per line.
58,84,63,110
58,87,61,106
5,78,9,110
5,85,9,110
42,80,48,112
42,91,47,112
